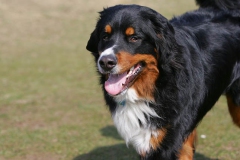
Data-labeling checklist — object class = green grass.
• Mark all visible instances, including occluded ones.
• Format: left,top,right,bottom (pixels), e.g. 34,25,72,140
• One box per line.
0,0,239,159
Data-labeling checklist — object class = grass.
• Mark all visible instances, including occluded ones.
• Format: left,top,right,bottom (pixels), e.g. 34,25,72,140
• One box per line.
0,0,239,159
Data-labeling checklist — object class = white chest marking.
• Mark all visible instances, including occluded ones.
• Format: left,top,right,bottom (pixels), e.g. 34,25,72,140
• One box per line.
112,89,159,154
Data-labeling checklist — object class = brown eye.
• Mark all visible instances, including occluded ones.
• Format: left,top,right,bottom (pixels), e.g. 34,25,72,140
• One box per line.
129,36,140,42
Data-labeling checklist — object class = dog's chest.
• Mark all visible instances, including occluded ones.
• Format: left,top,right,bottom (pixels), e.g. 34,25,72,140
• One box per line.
112,97,159,154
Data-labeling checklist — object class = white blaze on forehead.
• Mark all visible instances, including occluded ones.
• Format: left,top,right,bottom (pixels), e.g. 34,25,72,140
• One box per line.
99,45,116,59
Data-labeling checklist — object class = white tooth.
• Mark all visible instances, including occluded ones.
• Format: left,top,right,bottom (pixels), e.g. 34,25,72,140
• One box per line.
130,67,134,71
128,67,134,75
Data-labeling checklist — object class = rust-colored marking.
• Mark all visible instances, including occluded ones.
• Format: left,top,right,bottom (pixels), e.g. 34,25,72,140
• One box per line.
105,25,112,34
116,52,159,100
150,128,167,150
125,27,135,36
226,94,240,127
178,129,197,160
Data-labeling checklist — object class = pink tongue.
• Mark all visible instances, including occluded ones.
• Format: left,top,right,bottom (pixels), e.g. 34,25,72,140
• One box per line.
104,72,128,95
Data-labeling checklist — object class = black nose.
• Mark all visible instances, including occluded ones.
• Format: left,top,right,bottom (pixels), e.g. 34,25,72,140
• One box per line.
99,55,117,71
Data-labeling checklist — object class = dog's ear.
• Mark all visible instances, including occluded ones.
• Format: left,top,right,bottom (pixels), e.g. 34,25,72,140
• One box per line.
86,29,99,56
151,15,177,54
147,13,182,69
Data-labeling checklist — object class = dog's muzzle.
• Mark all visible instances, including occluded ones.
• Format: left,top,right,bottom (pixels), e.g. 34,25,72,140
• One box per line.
99,54,117,72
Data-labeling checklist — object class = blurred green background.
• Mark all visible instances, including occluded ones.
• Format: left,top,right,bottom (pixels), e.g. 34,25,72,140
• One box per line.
0,0,239,159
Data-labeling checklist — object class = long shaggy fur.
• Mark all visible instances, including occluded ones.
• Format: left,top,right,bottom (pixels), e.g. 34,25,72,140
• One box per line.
86,0,240,159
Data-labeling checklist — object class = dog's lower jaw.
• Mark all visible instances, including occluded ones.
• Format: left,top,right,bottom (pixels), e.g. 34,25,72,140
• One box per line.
111,88,160,155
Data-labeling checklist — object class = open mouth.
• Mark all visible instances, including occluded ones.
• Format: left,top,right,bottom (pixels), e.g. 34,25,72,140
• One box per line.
104,63,143,96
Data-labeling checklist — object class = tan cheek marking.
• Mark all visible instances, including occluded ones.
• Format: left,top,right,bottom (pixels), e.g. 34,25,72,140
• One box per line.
178,129,197,160
116,52,158,74
150,128,167,150
125,27,135,36
105,25,112,34
132,66,159,101
116,52,159,100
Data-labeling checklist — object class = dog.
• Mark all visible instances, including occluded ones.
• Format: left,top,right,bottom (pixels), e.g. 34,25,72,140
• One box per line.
86,0,240,159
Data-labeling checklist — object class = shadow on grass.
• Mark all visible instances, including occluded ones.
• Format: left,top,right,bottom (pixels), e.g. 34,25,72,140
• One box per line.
73,125,138,160
73,125,218,160
73,143,138,160
99,125,122,140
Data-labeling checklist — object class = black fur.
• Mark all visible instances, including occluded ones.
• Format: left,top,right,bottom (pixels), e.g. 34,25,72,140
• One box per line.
196,0,240,10
86,0,240,159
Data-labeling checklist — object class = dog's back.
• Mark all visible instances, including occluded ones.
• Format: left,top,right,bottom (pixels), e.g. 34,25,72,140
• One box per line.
196,0,240,10
192,0,240,136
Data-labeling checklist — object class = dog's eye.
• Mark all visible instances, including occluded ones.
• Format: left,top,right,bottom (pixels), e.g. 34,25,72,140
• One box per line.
102,35,109,41
129,36,140,43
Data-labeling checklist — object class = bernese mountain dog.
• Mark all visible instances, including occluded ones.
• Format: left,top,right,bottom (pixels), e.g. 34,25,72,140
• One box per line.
86,0,240,159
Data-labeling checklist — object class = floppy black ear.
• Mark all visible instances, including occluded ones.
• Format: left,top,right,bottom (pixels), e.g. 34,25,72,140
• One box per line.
146,12,183,69
86,29,99,55
151,16,178,55
158,23,180,58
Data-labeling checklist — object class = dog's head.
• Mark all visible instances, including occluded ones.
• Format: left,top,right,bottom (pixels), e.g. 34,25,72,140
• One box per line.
86,5,179,101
